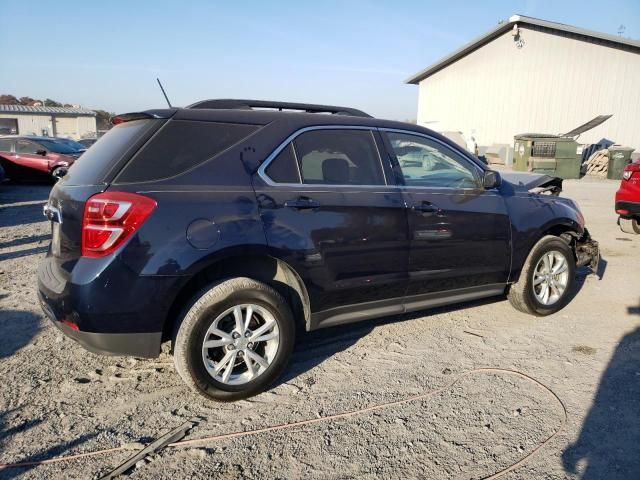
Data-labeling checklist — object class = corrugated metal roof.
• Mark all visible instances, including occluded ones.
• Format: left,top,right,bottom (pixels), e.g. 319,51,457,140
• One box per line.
0,104,96,115
406,14,640,84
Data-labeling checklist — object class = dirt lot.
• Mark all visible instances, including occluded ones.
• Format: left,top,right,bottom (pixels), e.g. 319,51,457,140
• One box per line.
0,177,638,480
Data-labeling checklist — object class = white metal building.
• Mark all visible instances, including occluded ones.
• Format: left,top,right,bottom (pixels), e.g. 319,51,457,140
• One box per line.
407,15,640,151
0,105,97,139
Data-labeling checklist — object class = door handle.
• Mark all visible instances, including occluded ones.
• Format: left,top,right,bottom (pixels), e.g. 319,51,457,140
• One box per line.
412,201,444,216
284,196,320,209
412,201,437,212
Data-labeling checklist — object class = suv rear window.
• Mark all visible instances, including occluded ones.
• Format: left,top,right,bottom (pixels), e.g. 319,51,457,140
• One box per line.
116,120,259,183
63,119,159,186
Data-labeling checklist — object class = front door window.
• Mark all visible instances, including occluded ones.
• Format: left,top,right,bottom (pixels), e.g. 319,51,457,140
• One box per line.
387,132,479,189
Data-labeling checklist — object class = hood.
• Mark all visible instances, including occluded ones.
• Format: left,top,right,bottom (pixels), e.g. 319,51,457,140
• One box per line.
500,172,563,196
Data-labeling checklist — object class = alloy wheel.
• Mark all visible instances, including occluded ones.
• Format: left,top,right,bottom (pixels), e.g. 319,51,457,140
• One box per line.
201,304,280,385
532,250,570,306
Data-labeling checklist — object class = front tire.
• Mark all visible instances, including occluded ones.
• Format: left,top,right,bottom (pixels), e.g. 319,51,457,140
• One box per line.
173,277,295,401
507,235,576,316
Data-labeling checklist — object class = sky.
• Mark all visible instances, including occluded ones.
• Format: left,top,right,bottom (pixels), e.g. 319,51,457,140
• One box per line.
1,0,638,120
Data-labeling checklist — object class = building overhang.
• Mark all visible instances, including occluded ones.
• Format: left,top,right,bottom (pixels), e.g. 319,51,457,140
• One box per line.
406,14,640,85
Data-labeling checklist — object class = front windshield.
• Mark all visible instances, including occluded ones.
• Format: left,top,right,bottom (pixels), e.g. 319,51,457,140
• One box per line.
37,139,77,154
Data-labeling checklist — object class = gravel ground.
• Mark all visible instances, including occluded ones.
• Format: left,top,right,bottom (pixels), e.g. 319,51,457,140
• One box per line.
0,177,638,479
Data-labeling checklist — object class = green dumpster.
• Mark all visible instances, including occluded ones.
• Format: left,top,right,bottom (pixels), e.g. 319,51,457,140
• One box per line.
607,146,634,180
513,134,582,179
513,114,614,180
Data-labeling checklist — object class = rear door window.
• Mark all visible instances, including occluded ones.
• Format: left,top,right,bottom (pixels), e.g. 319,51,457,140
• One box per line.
16,140,39,154
293,129,385,185
116,121,259,183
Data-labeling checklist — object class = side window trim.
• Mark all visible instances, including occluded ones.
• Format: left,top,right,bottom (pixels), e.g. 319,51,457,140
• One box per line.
258,125,388,188
372,129,398,187
289,142,303,183
379,128,484,190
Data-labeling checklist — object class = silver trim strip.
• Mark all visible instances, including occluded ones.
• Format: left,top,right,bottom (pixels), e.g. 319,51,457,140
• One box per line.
290,143,303,184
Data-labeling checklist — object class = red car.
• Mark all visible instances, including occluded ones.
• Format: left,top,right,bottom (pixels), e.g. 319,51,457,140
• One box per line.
0,135,80,182
615,159,640,234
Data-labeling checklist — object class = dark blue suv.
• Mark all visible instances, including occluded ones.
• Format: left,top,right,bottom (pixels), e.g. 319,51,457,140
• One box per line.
38,100,599,400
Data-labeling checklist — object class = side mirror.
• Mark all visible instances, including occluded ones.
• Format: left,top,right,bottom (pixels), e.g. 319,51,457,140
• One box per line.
36,149,47,156
483,170,501,189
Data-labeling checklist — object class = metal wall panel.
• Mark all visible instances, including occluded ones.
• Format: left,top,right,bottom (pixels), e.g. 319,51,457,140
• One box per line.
0,113,53,136
416,26,640,150
0,113,97,139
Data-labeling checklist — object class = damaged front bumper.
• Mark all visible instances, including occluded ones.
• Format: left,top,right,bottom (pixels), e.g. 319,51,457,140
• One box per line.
575,229,600,271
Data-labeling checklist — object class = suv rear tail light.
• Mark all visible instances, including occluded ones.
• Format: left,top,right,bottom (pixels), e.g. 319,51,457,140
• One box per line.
622,163,640,181
82,192,156,257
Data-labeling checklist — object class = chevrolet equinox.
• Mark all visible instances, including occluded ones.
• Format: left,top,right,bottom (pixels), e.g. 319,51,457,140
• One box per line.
38,100,599,400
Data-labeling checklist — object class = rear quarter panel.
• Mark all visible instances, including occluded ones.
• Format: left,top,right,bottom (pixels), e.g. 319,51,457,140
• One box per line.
115,186,267,277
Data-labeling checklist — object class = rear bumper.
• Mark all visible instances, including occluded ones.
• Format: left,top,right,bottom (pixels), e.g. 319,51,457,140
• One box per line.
39,290,162,357
37,254,182,358
615,201,640,218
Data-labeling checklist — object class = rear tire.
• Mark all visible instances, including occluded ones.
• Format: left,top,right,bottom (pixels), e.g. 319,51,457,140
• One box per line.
619,217,640,234
172,277,295,401
507,235,576,316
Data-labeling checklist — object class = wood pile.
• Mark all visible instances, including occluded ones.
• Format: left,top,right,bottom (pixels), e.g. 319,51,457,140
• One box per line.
584,149,610,177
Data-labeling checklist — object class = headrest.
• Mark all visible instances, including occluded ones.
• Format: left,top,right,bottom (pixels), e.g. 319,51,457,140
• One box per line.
322,157,349,184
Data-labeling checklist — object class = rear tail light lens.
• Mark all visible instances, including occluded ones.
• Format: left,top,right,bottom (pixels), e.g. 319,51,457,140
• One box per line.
622,163,640,181
62,319,80,331
82,192,156,257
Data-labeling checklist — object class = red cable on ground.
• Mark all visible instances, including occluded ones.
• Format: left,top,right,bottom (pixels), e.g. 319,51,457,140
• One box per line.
0,368,568,479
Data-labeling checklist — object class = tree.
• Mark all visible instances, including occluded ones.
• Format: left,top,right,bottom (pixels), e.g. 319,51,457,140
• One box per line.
0,94,19,105
43,98,62,107
93,110,115,130
18,96,38,106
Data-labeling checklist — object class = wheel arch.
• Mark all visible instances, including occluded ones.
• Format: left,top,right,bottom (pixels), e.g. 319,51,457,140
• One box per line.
162,253,310,342
510,219,583,284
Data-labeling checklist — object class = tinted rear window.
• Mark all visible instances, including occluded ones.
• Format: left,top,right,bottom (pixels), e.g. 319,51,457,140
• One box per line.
116,120,259,183
63,119,158,186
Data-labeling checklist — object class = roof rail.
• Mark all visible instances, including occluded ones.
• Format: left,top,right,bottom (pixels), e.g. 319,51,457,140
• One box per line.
186,99,372,118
